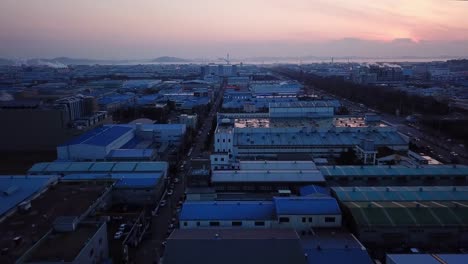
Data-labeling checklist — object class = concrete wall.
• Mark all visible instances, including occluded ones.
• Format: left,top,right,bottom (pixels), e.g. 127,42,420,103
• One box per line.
74,223,109,264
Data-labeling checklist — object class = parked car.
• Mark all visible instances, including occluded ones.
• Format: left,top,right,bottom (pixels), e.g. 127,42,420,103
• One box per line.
114,231,124,240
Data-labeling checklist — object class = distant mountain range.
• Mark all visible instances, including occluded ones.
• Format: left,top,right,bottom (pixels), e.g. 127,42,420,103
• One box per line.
0,56,192,66
151,56,191,63
0,55,465,67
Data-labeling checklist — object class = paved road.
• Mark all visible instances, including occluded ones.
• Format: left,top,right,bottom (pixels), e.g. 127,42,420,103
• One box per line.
326,93,468,164
133,82,225,264
297,81,468,165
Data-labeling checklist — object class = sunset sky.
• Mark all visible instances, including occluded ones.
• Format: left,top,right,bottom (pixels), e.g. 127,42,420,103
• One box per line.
1,0,467,59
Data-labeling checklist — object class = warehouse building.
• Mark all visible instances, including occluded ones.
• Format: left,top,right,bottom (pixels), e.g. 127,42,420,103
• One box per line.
179,196,341,230
335,186,468,250
57,123,186,161
320,165,468,186
28,161,168,177
163,229,307,264
211,166,325,193
386,254,468,264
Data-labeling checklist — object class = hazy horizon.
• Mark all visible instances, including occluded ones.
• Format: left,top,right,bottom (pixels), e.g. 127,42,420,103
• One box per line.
1,0,468,59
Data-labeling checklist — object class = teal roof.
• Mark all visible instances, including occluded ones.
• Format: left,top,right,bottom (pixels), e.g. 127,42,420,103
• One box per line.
332,186,468,202
28,162,168,175
319,165,468,177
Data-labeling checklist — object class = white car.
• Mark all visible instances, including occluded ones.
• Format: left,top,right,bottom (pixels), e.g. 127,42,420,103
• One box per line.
114,231,123,239
167,190,174,196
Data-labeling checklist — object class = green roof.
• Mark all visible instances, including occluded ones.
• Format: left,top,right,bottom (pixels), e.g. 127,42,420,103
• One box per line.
345,201,468,228
332,186,468,202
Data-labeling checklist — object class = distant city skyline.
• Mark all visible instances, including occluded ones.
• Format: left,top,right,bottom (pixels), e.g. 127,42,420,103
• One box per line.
1,0,468,59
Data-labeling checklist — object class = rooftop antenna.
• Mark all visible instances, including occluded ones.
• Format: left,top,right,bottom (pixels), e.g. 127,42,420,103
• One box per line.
331,57,334,64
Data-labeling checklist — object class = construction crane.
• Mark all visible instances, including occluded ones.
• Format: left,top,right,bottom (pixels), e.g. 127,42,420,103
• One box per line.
218,53,230,65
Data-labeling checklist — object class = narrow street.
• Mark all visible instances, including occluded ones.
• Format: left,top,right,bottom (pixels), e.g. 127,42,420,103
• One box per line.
133,81,225,264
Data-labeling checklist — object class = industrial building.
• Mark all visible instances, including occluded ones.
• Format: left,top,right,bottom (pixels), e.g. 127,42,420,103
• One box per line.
300,229,374,264
19,221,109,264
57,123,186,161
249,81,303,96
211,160,325,192
179,196,341,230
62,172,166,205
334,186,468,250
163,228,374,264
211,103,408,170
163,229,307,264
28,161,168,176
386,254,468,264
0,180,113,263
321,165,468,186
0,175,58,220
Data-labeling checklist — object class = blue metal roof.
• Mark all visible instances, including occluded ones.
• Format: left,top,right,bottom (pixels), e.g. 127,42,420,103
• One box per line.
107,149,153,159
273,197,341,215
115,178,159,188
300,185,329,197
0,175,56,216
386,254,446,264
301,230,373,264
179,201,275,221
60,125,133,147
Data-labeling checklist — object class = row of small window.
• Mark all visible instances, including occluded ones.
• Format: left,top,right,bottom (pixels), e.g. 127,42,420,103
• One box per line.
215,149,232,153
279,217,336,223
217,139,231,143
183,217,336,226
183,221,266,227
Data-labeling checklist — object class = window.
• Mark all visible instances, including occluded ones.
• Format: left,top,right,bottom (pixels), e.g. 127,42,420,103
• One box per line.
99,238,102,245
254,221,265,226
214,158,218,161
184,222,187,226
232,221,242,226
308,217,312,222
209,221,220,226
223,139,225,142
325,217,335,223
221,158,224,161
228,139,231,142
196,222,200,226
279,217,290,223
302,217,306,223
217,139,220,142
89,249,94,257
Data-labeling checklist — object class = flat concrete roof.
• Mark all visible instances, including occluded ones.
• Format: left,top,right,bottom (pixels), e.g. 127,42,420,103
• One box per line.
0,181,111,263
